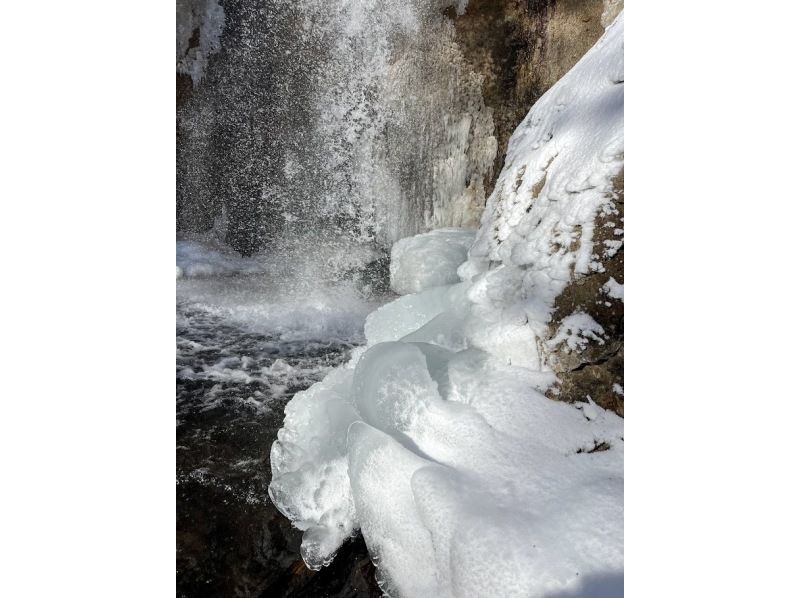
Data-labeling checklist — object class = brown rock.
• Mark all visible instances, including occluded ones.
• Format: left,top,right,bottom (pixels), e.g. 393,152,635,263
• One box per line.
446,0,609,190
545,170,624,416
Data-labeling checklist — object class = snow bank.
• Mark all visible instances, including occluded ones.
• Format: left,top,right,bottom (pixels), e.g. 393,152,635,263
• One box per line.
270,13,624,597
463,10,624,367
389,228,475,295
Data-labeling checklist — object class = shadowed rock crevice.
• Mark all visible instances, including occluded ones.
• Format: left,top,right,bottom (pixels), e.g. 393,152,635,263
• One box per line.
446,0,607,185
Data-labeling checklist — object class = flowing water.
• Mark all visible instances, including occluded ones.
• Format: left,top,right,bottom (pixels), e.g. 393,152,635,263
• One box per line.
177,0,495,255
176,242,390,596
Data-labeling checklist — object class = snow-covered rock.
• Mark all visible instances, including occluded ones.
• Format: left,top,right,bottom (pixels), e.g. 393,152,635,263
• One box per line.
270,12,624,597
463,10,623,366
389,228,475,295
547,311,607,353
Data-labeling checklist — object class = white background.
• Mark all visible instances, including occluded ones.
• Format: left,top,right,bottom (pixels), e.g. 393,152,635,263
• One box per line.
1,1,798,595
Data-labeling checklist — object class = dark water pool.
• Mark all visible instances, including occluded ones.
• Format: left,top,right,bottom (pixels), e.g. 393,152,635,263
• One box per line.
176,303,381,597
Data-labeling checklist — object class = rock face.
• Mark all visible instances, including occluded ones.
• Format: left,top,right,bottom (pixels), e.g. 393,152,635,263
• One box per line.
176,0,615,256
447,0,610,182
546,170,624,416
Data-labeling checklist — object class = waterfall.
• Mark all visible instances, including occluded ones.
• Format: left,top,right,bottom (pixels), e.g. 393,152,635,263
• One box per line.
177,0,496,258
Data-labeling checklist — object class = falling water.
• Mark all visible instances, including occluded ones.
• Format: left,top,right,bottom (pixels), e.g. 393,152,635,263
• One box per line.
177,0,496,257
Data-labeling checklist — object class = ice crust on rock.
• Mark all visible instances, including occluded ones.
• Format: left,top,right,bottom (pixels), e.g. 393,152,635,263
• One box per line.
389,228,475,295
270,13,624,597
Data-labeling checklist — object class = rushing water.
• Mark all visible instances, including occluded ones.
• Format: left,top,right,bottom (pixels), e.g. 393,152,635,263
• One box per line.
176,242,390,595
177,0,496,256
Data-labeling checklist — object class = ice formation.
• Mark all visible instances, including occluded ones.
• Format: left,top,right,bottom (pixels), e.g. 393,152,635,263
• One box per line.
270,12,624,597
389,228,475,295
176,0,225,87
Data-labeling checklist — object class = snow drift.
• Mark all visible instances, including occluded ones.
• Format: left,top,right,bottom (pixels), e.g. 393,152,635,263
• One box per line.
270,12,624,597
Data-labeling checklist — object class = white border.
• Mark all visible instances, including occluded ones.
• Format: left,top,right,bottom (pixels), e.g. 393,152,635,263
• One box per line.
2,1,799,596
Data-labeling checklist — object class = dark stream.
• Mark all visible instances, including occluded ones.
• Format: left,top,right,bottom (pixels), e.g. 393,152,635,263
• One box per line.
176,303,382,597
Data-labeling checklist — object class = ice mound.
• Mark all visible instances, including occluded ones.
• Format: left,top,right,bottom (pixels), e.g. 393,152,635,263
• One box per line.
270,333,623,596
364,282,471,349
389,228,475,295
270,13,624,597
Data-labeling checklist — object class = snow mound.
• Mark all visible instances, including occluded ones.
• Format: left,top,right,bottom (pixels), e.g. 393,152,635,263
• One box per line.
270,13,624,597
390,228,475,295
464,11,624,366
